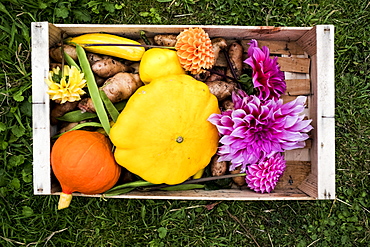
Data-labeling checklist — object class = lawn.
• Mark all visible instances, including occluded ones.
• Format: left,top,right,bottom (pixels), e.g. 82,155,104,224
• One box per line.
0,0,369,246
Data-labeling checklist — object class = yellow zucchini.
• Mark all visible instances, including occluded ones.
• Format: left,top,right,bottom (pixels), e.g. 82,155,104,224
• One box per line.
66,33,145,61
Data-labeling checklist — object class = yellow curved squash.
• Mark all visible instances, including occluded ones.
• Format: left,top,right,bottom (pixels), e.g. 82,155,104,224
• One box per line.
110,74,220,185
66,33,145,61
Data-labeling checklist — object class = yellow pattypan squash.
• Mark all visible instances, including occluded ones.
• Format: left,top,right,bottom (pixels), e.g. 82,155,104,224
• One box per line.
110,74,220,185
139,48,185,84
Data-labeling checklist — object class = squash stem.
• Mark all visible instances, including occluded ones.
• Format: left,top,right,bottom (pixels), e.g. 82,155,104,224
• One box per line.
58,192,73,210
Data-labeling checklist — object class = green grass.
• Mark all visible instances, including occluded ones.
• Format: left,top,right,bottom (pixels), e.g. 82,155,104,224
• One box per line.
1,0,369,246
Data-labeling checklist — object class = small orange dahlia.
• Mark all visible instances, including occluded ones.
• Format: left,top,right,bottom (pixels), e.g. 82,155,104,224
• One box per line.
175,27,215,74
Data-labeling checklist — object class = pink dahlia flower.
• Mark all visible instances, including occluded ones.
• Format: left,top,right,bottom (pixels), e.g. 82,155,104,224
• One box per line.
208,92,313,172
246,152,286,193
244,39,286,101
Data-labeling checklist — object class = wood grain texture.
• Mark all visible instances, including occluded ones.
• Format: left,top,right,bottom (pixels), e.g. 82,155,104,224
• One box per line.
275,161,311,190
241,40,306,55
54,24,311,41
31,22,52,195
32,23,335,200
55,188,313,200
285,79,311,95
277,57,310,73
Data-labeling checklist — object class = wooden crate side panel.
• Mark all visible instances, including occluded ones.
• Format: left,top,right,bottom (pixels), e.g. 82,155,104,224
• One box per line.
314,25,335,199
300,54,319,198
54,24,312,41
31,22,52,195
285,79,311,95
298,173,318,198
240,40,306,55
36,23,321,199
277,57,310,74
275,161,311,190
296,26,317,56
60,188,313,200
301,25,335,199
48,23,67,47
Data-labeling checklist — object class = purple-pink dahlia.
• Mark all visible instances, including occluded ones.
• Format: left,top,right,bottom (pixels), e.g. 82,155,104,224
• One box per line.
246,152,286,193
208,92,313,172
244,39,286,101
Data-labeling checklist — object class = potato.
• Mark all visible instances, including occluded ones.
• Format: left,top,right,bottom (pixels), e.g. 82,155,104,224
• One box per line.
206,67,227,82
91,58,131,78
205,80,237,101
210,155,228,177
50,63,62,70
154,34,177,47
230,169,246,187
86,53,110,66
49,44,78,63
78,98,95,113
211,38,228,63
50,101,79,125
226,42,244,82
101,72,143,103
221,99,234,111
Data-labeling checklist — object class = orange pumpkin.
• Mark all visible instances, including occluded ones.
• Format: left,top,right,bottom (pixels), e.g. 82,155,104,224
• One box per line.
51,130,121,209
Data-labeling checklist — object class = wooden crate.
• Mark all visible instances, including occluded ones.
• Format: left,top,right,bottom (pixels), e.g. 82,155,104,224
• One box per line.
31,22,335,200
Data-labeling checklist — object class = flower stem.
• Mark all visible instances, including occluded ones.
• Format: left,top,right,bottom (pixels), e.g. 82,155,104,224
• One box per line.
140,173,247,191
82,43,176,50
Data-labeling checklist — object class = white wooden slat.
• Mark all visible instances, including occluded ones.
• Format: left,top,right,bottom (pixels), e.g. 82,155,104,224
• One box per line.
31,22,52,195
310,25,336,199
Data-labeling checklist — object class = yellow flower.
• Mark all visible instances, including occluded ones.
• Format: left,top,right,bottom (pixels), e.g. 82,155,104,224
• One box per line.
45,65,87,103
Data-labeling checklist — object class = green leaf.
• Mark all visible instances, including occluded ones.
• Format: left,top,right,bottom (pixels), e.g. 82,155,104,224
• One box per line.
21,164,32,183
8,155,25,168
0,169,8,187
139,12,150,17
21,170,32,183
156,0,172,2
56,110,97,122
22,206,33,217
10,178,20,190
52,122,103,139
13,92,24,102
100,90,119,122
76,44,110,135
160,184,205,191
104,180,154,195
11,125,25,138
0,187,9,197
0,2,13,19
20,101,32,118
63,51,80,71
103,187,135,196
157,227,167,239
141,205,147,227
0,141,8,150
55,6,69,18
0,122,6,131
103,2,115,13
114,4,123,10
72,10,91,22
38,2,48,9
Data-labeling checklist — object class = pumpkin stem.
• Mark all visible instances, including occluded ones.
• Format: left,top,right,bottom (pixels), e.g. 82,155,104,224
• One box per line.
176,136,184,143
58,192,73,210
